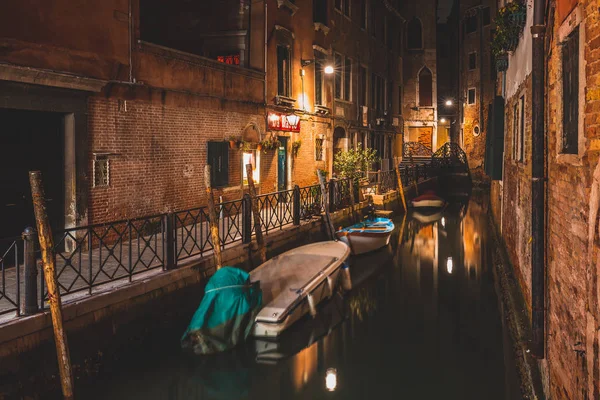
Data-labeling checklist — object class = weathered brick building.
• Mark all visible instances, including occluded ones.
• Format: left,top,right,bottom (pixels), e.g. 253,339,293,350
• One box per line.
458,0,496,182
0,0,267,236
486,0,600,397
400,0,439,153
0,0,414,237
265,0,405,185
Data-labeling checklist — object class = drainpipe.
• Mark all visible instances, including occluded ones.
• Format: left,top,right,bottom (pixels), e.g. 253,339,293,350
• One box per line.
479,6,484,133
264,1,268,136
531,0,546,359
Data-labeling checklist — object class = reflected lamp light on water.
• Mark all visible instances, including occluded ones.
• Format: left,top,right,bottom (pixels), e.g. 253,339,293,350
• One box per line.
325,368,337,391
441,217,446,227
446,257,453,274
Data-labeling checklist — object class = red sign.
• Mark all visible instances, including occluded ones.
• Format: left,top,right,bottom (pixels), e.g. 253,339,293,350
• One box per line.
268,113,301,132
217,54,240,65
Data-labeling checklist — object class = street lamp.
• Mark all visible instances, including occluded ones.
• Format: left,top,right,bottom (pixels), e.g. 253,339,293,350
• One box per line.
325,368,337,391
440,118,447,123
445,99,453,106
301,59,334,74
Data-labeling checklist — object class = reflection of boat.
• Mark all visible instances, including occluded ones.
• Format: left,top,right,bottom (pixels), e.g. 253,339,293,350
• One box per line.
411,207,445,224
251,241,350,338
336,218,395,255
411,190,445,209
253,294,347,364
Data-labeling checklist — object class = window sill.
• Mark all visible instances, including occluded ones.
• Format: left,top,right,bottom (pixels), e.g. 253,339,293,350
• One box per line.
274,95,297,107
334,99,354,105
277,0,299,15
555,152,584,167
314,22,330,35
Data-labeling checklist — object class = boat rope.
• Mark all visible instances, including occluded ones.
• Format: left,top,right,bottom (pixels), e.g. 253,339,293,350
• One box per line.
204,284,252,294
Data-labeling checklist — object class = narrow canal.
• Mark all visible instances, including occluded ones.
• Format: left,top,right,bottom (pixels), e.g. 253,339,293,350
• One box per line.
73,193,519,400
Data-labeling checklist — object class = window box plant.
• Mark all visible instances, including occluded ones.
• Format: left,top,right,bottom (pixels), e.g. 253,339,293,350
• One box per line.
260,137,281,152
227,135,240,149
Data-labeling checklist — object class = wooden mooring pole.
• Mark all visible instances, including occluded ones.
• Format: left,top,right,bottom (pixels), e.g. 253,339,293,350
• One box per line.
318,169,336,240
246,164,266,263
29,171,74,400
204,165,222,269
394,157,408,213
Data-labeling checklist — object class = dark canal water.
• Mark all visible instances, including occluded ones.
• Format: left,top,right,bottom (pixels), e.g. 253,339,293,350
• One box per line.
72,194,519,400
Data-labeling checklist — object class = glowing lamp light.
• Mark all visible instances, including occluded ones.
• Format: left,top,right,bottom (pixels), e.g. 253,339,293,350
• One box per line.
441,217,445,228
324,65,334,74
440,118,447,123
285,114,300,130
445,100,453,106
446,257,453,274
325,368,337,391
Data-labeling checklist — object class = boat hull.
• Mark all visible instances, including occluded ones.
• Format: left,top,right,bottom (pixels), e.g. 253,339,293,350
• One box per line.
412,199,445,208
338,231,392,255
250,241,350,338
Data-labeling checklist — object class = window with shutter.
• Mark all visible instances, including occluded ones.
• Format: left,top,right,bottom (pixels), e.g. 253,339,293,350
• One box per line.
561,27,579,155
208,141,229,187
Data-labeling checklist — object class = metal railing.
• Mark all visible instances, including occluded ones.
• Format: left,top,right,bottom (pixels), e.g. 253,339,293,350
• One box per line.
0,178,356,318
0,154,465,320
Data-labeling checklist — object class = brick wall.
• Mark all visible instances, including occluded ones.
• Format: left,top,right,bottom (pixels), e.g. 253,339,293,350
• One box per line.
88,96,265,224
492,1,600,397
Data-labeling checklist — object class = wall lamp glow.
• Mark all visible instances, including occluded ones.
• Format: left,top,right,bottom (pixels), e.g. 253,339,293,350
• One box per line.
446,257,453,274
445,100,453,106
440,118,447,123
301,59,334,74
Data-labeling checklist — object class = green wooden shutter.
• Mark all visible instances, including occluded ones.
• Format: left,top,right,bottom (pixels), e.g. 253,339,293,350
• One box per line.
208,142,229,187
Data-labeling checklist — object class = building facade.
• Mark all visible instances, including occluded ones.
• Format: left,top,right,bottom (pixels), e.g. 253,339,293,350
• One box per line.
0,0,267,237
486,0,600,397
400,0,439,154
0,0,411,238
458,0,497,182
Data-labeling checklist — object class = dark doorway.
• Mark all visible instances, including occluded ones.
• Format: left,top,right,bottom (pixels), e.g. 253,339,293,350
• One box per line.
277,136,288,191
0,109,65,239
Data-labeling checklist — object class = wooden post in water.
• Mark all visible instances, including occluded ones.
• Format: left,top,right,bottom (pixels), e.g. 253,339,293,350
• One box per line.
246,164,266,263
29,171,74,400
348,178,357,223
204,165,222,270
394,157,408,213
318,169,336,240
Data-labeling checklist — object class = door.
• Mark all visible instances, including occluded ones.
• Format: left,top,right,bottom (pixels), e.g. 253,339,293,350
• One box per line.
0,109,65,239
277,137,288,191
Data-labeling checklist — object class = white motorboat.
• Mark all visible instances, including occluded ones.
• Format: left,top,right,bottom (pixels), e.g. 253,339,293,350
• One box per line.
250,241,351,338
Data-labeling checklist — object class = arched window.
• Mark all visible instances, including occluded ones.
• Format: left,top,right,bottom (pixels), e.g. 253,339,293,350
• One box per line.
419,67,432,107
407,18,423,49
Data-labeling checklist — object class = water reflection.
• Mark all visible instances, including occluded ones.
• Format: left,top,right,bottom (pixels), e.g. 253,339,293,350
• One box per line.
78,193,515,400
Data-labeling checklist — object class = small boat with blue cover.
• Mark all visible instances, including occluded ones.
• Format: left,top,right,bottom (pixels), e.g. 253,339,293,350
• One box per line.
181,267,262,355
336,217,395,255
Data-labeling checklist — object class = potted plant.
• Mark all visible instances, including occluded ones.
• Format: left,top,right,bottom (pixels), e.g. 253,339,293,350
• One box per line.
292,140,302,157
260,137,281,152
239,140,253,152
256,142,262,151
227,135,239,149
506,1,526,29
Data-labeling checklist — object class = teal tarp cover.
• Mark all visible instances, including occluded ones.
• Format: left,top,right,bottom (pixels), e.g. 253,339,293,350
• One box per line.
181,267,262,355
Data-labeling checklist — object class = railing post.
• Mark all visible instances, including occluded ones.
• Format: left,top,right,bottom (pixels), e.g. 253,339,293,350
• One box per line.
23,227,38,315
328,179,336,213
293,185,301,225
376,170,382,195
164,212,176,270
242,194,253,243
